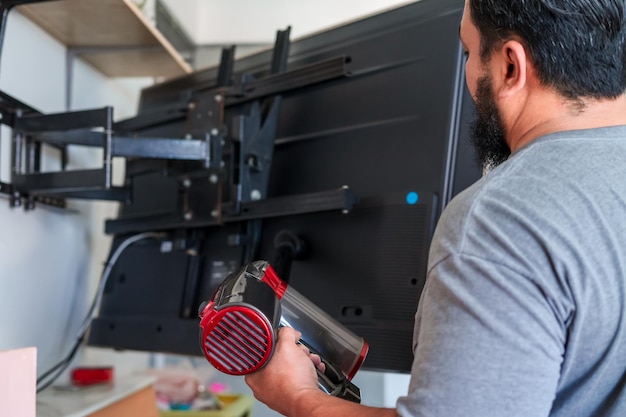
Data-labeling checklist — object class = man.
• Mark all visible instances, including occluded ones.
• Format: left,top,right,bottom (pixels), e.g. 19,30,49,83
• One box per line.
245,0,626,415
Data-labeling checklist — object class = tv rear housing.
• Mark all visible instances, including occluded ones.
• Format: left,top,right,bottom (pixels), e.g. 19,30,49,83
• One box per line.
88,0,480,373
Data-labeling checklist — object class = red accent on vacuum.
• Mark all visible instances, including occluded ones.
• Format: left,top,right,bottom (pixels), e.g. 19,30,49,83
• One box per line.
200,304,274,375
260,263,288,299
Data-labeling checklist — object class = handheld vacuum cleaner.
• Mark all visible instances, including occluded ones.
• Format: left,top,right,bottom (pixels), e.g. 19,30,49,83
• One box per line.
198,260,368,402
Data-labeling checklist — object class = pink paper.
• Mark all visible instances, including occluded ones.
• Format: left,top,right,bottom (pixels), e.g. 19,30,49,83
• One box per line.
0,347,36,417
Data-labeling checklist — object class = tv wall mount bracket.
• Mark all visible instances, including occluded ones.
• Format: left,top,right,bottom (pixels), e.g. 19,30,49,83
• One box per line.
0,0,357,230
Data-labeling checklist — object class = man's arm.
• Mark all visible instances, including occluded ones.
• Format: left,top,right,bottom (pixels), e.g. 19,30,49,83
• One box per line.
245,326,397,417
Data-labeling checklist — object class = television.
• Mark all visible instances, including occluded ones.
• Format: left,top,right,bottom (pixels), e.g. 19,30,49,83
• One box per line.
88,0,481,373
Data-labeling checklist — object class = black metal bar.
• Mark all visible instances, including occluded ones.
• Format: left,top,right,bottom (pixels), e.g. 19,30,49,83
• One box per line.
104,187,358,235
0,89,40,124
270,27,290,74
113,56,349,133
238,186,357,218
179,231,204,318
216,46,235,87
12,168,106,194
40,187,131,203
0,180,11,194
11,115,23,177
61,145,68,170
14,107,111,133
112,136,209,160
33,130,106,146
226,56,349,106
0,181,67,208
32,195,67,208
231,97,281,204
0,89,66,149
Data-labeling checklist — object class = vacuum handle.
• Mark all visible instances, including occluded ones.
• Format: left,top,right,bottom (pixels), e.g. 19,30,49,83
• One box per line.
298,338,362,403
316,363,362,403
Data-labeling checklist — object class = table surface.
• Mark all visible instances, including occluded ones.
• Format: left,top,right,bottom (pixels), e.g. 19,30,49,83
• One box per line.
36,375,156,417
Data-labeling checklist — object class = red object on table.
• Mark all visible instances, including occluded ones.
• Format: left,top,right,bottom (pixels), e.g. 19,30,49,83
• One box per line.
71,367,114,386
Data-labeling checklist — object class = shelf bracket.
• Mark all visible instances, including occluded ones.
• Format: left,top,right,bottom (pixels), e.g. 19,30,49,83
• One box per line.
0,1,56,75
65,45,162,110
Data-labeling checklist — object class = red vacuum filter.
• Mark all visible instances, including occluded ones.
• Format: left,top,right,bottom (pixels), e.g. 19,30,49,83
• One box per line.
198,260,368,402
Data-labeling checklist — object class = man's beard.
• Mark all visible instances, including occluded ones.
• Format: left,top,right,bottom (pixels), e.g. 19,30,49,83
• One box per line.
470,75,510,172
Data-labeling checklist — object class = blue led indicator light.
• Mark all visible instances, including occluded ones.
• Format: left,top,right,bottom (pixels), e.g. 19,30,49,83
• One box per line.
406,192,419,205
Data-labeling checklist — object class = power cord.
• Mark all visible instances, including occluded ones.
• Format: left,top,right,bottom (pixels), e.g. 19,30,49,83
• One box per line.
36,232,165,392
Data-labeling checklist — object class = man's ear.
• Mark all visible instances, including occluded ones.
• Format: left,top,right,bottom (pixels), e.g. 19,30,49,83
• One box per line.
494,40,528,99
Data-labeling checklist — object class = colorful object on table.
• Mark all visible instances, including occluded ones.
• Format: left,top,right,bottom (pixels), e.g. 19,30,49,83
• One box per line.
71,366,114,386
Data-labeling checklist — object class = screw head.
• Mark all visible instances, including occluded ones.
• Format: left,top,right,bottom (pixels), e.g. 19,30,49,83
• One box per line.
250,189,262,201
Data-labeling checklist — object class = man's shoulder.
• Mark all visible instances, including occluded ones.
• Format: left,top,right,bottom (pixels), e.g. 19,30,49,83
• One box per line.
430,156,558,263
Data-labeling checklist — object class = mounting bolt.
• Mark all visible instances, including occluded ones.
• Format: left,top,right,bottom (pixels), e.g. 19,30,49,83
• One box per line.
210,128,219,136
247,155,258,168
160,240,174,253
214,95,223,103
250,189,262,201
209,174,219,184
184,211,193,221
11,191,21,208
182,178,192,188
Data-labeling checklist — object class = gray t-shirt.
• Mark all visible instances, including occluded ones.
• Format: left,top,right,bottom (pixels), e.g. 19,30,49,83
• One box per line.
396,126,626,416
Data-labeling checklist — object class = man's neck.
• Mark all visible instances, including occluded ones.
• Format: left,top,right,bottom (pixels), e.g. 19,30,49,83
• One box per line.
506,94,626,152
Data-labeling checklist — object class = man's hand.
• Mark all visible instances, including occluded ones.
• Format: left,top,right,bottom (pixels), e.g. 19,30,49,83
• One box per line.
245,326,321,415
245,326,397,417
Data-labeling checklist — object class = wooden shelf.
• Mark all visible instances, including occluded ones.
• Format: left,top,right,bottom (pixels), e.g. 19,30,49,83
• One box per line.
17,0,192,79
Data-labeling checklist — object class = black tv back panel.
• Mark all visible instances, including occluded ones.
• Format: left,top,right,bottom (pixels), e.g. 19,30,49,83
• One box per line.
89,0,480,373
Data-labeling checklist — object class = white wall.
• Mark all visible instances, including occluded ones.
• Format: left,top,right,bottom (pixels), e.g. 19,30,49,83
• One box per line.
162,0,417,44
0,9,152,383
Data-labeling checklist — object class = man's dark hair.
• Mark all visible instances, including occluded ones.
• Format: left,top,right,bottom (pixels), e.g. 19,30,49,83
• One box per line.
469,0,626,100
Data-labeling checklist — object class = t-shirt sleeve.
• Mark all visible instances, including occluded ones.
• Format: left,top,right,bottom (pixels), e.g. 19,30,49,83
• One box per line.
396,251,565,417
